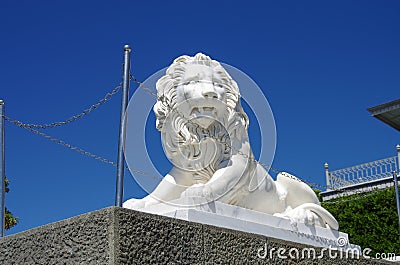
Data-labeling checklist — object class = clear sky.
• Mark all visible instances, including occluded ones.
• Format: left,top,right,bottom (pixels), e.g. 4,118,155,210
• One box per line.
1,0,399,235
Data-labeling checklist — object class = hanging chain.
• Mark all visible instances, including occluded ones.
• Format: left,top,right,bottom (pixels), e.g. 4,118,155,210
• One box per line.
130,75,158,98
5,83,122,129
25,126,117,165
18,126,161,181
4,82,161,181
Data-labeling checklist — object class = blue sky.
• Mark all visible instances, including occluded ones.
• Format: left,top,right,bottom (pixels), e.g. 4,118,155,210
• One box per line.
1,1,399,235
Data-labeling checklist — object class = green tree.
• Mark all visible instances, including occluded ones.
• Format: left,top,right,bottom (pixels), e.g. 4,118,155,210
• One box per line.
4,178,17,230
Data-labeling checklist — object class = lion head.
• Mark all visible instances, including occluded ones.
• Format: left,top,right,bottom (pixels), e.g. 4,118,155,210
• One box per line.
153,53,250,182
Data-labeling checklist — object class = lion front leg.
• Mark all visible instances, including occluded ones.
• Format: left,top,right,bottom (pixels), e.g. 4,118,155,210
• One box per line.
124,167,194,210
179,167,233,202
181,153,250,202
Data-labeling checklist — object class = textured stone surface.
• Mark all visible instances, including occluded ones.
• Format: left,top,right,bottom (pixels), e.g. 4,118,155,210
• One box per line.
115,207,203,265
203,224,266,265
0,207,392,264
0,207,113,265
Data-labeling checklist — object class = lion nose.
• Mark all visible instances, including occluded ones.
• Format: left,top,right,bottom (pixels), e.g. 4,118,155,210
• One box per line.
202,89,218,99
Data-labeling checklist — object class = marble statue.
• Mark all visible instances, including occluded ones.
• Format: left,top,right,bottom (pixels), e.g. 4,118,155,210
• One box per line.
124,53,339,230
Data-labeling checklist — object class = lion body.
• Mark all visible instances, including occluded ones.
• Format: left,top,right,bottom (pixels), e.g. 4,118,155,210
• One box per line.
124,53,338,230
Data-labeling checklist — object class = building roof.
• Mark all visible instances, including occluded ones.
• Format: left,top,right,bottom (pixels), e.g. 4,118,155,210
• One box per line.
367,98,400,131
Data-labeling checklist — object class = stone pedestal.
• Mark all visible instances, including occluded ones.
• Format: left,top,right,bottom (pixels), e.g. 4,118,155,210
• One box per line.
138,197,352,250
0,207,391,264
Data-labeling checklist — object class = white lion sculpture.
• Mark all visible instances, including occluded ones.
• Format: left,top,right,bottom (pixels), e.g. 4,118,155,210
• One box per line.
124,53,338,230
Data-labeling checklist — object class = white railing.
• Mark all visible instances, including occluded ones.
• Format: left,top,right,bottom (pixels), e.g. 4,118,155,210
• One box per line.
325,146,400,190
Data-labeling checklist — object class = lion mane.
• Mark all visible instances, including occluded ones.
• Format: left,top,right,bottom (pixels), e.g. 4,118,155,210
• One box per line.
153,53,250,180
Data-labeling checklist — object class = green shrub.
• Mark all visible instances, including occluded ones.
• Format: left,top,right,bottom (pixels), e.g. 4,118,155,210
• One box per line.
321,187,400,255
3,178,18,230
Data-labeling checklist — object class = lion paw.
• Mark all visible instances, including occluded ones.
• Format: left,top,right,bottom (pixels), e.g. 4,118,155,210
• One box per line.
274,206,320,227
123,198,146,210
123,197,159,210
181,184,215,201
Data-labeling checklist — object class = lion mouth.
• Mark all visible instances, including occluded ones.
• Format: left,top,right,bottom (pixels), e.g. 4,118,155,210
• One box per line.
190,107,216,116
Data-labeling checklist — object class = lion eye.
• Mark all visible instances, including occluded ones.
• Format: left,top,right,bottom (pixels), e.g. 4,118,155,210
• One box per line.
213,82,223,88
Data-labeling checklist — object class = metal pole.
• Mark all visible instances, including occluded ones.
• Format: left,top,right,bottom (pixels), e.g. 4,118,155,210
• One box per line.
324,162,331,191
392,171,400,234
0,100,5,237
397,145,400,172
115,45,131,207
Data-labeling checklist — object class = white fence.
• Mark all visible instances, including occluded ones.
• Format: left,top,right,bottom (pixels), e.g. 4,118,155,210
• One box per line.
325,146,400,190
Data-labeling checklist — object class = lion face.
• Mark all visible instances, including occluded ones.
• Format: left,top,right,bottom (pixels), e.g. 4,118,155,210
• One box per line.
175,64,229,128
